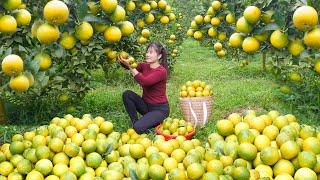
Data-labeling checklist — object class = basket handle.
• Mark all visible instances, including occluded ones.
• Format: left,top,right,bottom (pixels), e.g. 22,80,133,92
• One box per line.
202,101,208,127
188,101,198,127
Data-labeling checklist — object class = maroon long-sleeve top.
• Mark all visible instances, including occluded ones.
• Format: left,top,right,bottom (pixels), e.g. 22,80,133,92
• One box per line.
133,62,168,105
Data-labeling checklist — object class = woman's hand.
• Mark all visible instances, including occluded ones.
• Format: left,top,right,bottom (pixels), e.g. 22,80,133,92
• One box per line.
117,55,130,69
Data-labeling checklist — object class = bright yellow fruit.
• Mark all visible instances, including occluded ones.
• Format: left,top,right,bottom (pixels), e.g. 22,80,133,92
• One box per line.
43,0,69,25
304,28,320,49
1,54,23,76
270,30,288,49
104,26,122,42
293,6,318,31
0,15,17,33
242,37,260,53
36,23,60,44
9,75,30,92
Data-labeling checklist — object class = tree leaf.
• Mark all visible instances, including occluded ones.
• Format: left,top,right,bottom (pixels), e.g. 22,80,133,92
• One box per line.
257,23,280,33
29,60,40,74
129,169,139,180
102,144,113,157
4,47,12,56
54,48,64,58
19,45,28,53
76,0,89,21
83,15,105,23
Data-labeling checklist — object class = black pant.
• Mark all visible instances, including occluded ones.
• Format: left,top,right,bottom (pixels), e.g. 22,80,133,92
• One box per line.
122,90,170,134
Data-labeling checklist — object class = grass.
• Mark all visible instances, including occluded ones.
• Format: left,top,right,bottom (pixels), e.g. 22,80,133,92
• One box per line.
0,38,318,143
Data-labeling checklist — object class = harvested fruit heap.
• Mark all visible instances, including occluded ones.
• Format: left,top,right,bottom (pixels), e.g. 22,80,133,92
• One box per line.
1,110,320,179
157,117,194,136
179,80,213,98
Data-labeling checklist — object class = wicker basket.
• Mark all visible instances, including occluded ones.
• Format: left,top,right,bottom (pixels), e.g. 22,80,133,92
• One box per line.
179,96,213,127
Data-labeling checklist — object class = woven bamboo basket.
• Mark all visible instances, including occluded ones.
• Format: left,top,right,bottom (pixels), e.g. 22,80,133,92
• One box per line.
179,96,213,127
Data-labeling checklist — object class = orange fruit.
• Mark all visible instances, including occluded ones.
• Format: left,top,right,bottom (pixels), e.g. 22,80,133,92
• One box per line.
87,2,99,15
119,21,134,36
236,17,253,33
194,15,203,25
304,28,320,49
216,120,234,137
288,40,305,56
243,6,261,24
254,135,271,151
75,21,93,41
9,75,30,92
293,6,318,31
34,53,52,70
15,9,31,26
208,27,217,37
187,163,205,180
211,1,221,10
242,37,260,53
86,152,102,168
193,31,203,40
158,0,167,9
238,143,257,161
126,1,136,11
315,60,320,74
232,166,250,180
148,164,166,180
273,159,295,176
294,167,317,180
280,140,300,160
60,32,76,50
35,159,53,176
260,147,280,165
0,15,17,33
43,0,69,25
226,13,235,24
298,151,316,169
160,16,169,24
210,17,220,26
262,10,274,24
229,33,244,48
100,0,117,13
270,30,289,49
36,23,60,44
110,5,126,22
104,26,122,42
1,54,23,76
3,0,21,10
168,168,187,180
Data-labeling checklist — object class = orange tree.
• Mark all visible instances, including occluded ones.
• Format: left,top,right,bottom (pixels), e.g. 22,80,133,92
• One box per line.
0,0,182,124
187,0,320,115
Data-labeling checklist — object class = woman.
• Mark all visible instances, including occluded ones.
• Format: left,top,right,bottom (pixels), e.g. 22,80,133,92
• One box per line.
118,42,170,134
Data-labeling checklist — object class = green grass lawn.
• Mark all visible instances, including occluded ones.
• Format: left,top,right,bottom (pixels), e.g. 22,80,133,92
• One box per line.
0,38,317,143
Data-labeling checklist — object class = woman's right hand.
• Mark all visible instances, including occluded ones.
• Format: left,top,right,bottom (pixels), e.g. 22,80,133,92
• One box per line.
117,55,130,68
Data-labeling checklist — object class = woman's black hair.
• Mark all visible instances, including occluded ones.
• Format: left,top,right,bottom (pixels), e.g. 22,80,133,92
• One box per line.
147,42,169,73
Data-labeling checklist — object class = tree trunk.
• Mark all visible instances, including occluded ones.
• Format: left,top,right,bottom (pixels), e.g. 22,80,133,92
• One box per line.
262,52,267,72
0,100,6,124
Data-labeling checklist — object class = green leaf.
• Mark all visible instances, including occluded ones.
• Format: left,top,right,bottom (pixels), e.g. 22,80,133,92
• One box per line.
29,60,40,74
40,76,49,87
5,47,12,56
19,45,28,53
54,48,64,58
76,0,89,21
83,15,105,23
257,23,280,33
129,169,139,180
102,144,113,156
